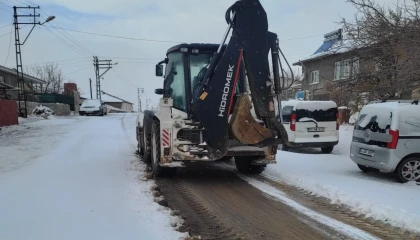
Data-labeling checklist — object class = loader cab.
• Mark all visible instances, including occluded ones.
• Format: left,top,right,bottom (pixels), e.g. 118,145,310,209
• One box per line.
155,43,244,118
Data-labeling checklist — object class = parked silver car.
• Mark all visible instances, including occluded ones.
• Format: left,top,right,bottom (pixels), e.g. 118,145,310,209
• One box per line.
350,100,420,183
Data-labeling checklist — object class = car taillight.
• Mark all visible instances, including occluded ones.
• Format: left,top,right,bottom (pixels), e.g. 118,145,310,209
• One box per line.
336,112,340,130
387,129,399,149
290,113,296,131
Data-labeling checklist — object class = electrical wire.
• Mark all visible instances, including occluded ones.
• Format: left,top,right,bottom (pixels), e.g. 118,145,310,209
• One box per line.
44,26,89,57
3,22,13,66
64,65,90,76
111,68,140,87
0,6,12,13
17,0,95,57
42,25,184,44
0,23,12,28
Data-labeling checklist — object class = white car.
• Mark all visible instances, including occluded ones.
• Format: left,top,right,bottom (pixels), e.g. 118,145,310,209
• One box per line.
350,100,420,183
280,100,339,153
79,99,107,116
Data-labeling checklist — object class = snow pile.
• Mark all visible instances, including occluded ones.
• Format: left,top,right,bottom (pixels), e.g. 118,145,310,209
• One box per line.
349,112,359,124
32,105,55,119
267,125,420,233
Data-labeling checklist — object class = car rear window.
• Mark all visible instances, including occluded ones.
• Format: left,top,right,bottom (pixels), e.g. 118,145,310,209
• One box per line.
295,108,337,122
356,112,392,133
281,106,294,122
354,110,392,147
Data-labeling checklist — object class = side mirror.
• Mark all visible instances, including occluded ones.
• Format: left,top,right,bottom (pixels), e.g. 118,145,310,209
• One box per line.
155,65,163,77
155,88,164,95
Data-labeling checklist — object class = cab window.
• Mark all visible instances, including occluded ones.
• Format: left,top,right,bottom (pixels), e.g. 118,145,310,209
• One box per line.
164,53,187,111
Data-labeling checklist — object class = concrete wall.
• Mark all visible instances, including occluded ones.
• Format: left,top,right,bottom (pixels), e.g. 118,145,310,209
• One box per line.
105,102,133,112
16,101,71,116
0,100,18,127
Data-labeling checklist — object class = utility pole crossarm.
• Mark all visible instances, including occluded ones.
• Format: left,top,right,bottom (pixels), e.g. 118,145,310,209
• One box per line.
93,56,115,99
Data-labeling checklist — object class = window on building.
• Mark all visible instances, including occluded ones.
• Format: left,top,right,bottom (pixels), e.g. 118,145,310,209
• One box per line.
0,76,4,83
334,62,341,80
343,59,351,78
352,57,360,75
310,70,319,84
334,59,353,80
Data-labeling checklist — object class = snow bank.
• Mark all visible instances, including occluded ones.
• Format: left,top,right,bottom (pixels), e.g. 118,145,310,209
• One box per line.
32,105,55,119
349,112,359,124
267,125,420,233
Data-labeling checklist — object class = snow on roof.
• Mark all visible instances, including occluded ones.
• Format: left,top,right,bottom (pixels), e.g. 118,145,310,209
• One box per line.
0,65,46,85
281,100,337,111
293,29,355,65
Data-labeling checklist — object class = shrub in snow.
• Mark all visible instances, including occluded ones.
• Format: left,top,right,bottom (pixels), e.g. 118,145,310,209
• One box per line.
32,105,55,119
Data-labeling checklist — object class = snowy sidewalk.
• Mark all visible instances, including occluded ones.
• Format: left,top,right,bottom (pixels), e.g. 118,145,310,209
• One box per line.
0,114,186,240
266,125,420,233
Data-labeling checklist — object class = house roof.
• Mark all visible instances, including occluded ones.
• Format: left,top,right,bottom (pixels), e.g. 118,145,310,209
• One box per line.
293,29,354,66
0,82,16,89
0,65,46,85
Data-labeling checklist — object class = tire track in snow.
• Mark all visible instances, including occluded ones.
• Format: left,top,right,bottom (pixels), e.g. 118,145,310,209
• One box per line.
238,174,380,240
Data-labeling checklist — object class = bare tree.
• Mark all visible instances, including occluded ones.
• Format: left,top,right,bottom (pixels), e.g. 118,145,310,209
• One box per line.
26,63,65,94
342,0,420,101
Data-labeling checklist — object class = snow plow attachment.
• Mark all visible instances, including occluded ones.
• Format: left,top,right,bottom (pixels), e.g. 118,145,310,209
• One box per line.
230,93,273,145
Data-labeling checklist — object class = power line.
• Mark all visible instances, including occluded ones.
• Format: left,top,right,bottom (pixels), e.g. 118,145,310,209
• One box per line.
0,6,12,13
13,0,32,6
23,57,90,65
64,65,90,76
112,68,140,87
0,30,11,37
0,23,12,28
279,34,325,42
19,0,95,56
43,26,89,57
42,25,183,44
3,22,13,65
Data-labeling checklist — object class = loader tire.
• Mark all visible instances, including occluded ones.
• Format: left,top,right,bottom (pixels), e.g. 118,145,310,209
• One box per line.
234,156,266,175
151,119,176,178
142,113,153,162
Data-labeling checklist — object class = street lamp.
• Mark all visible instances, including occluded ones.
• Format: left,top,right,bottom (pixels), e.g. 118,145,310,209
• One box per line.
41,16,55,25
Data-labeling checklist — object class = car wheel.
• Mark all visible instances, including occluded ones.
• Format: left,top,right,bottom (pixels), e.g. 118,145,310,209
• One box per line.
151,120,176,178
395,157,420,183
357,164,372,173
234,156,266,174
321,146,334,154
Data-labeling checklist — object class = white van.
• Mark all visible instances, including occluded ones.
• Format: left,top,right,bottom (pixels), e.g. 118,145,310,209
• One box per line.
79,99,108,116
280,100,339,153
350,100,420,183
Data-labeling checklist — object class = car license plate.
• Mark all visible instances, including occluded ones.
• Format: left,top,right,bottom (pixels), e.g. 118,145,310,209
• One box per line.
359,148,374,157
307,127,325,132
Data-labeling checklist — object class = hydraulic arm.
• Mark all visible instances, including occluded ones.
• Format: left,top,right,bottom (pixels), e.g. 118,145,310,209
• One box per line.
192,0,293,159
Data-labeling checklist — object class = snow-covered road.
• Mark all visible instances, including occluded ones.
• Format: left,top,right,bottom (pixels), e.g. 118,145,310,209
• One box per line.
0,114,186,240
267,125,420,233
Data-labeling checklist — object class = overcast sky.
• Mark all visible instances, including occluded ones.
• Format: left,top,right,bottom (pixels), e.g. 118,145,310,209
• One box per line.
0,0,397,110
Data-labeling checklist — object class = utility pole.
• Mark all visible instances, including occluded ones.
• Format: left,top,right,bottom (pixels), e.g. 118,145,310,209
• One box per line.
146,98,151,111
93,56,115,99
13,6,55,118
89,78,93,99
137,88,144,112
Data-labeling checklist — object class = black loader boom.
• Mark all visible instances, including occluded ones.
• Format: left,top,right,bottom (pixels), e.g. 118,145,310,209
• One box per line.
191,0,292,159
